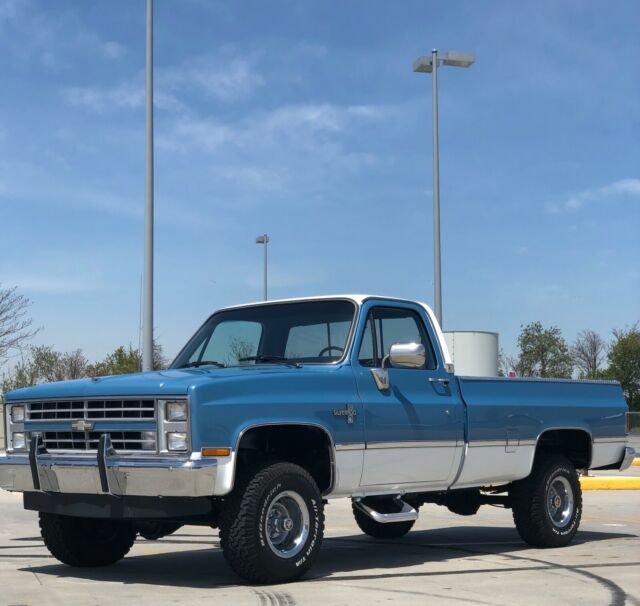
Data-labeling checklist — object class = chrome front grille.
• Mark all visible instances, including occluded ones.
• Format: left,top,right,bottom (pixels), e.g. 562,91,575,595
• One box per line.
25,398,158,454
27,399,155,421
41,431,152,451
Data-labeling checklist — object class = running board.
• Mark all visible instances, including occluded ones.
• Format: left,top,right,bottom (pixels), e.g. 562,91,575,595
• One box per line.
353,498,419,524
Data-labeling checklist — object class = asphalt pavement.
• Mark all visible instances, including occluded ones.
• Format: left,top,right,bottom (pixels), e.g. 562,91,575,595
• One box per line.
0,490,638,605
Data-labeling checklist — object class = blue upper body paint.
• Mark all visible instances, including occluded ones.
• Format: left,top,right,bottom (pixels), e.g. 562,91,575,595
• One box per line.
6,298,628,451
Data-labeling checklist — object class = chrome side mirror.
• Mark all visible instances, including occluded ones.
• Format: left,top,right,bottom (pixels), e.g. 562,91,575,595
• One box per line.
389,342,426,369
369,342,426,391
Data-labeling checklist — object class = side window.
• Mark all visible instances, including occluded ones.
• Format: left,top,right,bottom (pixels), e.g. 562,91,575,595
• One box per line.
358,307,437,369
358,316,376,367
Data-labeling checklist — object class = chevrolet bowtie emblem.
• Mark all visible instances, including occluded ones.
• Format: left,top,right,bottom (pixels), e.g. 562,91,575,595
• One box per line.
333,404,357,424
72,420,94,431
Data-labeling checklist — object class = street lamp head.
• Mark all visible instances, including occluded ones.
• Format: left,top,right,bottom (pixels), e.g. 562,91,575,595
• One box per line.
413,50,475,73
413,55,434,73
441,51,475,68
255,234,269,244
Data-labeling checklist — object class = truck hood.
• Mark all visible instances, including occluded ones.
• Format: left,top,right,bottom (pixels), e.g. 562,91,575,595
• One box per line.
4,365,313,400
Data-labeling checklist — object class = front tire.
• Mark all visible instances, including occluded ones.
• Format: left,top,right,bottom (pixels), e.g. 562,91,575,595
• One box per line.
219,462,324,584
39,513,137,567
510,455,582,548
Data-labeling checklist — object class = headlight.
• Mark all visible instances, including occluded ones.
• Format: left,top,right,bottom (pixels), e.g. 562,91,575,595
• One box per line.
167,432,188,451
11,405,25,423
141,431,156,451
166,400,187,422
12,432,26,450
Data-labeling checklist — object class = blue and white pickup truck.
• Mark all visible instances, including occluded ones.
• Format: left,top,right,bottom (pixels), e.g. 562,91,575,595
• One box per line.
1,295,635,583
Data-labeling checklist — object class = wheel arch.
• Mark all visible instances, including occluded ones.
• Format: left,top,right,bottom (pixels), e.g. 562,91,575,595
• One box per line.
230,422,336,495
532,427,593,470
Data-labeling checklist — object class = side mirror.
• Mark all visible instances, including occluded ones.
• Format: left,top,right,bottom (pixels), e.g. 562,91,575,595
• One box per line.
389,342,426,369
370,342,426,392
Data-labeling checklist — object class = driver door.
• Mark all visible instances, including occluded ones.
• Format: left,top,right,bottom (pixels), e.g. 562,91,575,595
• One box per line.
355,303,462,487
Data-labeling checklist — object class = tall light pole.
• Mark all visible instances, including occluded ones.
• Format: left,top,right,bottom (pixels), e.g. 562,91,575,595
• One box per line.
413,50,474,328
142,0,154,371
255,234,269,300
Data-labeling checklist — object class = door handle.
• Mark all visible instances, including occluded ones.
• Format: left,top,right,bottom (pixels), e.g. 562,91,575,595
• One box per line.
429,377,450,386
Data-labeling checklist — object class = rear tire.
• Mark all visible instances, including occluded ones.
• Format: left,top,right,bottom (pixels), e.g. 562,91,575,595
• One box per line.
510,455,582,548
39,513,136,567
352,500,416,539
219,462,324,584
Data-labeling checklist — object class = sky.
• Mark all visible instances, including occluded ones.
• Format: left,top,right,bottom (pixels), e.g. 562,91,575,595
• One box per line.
0,0,639,368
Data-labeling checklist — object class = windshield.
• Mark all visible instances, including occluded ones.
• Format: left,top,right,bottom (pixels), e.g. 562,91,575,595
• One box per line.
171,300,357,368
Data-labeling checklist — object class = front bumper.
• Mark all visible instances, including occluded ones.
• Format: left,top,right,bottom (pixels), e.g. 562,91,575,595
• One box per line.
0,451,218,498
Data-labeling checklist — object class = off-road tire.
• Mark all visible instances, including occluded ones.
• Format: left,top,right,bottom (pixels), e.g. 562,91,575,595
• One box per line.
39,513,137,566
510,455,582,548
352,502,415,539
219,462,324,584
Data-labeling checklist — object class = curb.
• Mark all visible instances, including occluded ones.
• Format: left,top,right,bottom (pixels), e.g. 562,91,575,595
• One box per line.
580,476,640,490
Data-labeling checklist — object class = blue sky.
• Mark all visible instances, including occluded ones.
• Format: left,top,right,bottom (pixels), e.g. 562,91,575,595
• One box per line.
0,0,638,366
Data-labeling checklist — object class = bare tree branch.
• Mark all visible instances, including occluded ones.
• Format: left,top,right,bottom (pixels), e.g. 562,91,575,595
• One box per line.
571,329,607,378
0,284,40,363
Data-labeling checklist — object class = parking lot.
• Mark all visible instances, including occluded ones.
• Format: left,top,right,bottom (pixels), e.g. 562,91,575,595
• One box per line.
0,490,638,606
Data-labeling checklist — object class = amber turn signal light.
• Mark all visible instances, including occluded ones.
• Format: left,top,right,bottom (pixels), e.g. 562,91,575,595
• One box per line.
201,447,231,457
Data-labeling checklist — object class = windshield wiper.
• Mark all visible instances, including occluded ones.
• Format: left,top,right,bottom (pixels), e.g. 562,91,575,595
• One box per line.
238,355,301,368
178,360,225,369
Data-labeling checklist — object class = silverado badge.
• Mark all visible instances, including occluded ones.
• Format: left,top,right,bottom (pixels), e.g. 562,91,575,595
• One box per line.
71,420,94,431
332,404,357,424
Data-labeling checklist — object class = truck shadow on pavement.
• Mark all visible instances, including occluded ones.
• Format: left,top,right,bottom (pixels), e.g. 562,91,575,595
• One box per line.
20,525,637,589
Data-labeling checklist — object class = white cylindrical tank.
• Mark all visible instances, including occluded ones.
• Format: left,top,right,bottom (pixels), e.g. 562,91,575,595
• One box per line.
443,331,499,377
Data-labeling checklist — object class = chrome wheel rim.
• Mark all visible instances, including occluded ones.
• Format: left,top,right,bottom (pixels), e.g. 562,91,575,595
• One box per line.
265,490,310,559
547,476,574,528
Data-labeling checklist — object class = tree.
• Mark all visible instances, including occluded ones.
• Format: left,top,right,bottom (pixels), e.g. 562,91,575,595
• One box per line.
1,346,88,393
88,345,141,377
571,329,607,378
606,324,640,411
1,340,167,396
513,321,573,379
88,341,166,377
0,284,40,364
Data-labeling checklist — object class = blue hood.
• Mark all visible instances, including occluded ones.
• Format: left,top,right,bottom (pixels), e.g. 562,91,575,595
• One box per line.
4,366,308,401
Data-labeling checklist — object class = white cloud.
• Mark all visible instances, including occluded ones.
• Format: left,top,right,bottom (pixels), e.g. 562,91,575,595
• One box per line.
179,57,264,101
63,54,263,114
63,82,184,114
561,178,640,211
64,83,144,112
159,102,387,154
101,40,125,60
602,178,640,196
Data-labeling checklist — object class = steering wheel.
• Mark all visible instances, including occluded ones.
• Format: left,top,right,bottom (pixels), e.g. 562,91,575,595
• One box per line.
317,345,345,358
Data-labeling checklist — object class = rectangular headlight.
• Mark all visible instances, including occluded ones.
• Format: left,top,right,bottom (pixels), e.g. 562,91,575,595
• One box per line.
11,405,25,423
166,400,187,422
12,432,26,450
167,432,188,451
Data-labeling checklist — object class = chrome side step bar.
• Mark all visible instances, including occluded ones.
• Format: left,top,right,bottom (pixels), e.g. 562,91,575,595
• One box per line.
353,497,419,524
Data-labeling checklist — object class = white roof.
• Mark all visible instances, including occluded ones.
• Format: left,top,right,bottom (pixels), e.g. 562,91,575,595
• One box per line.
219,294,453,366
